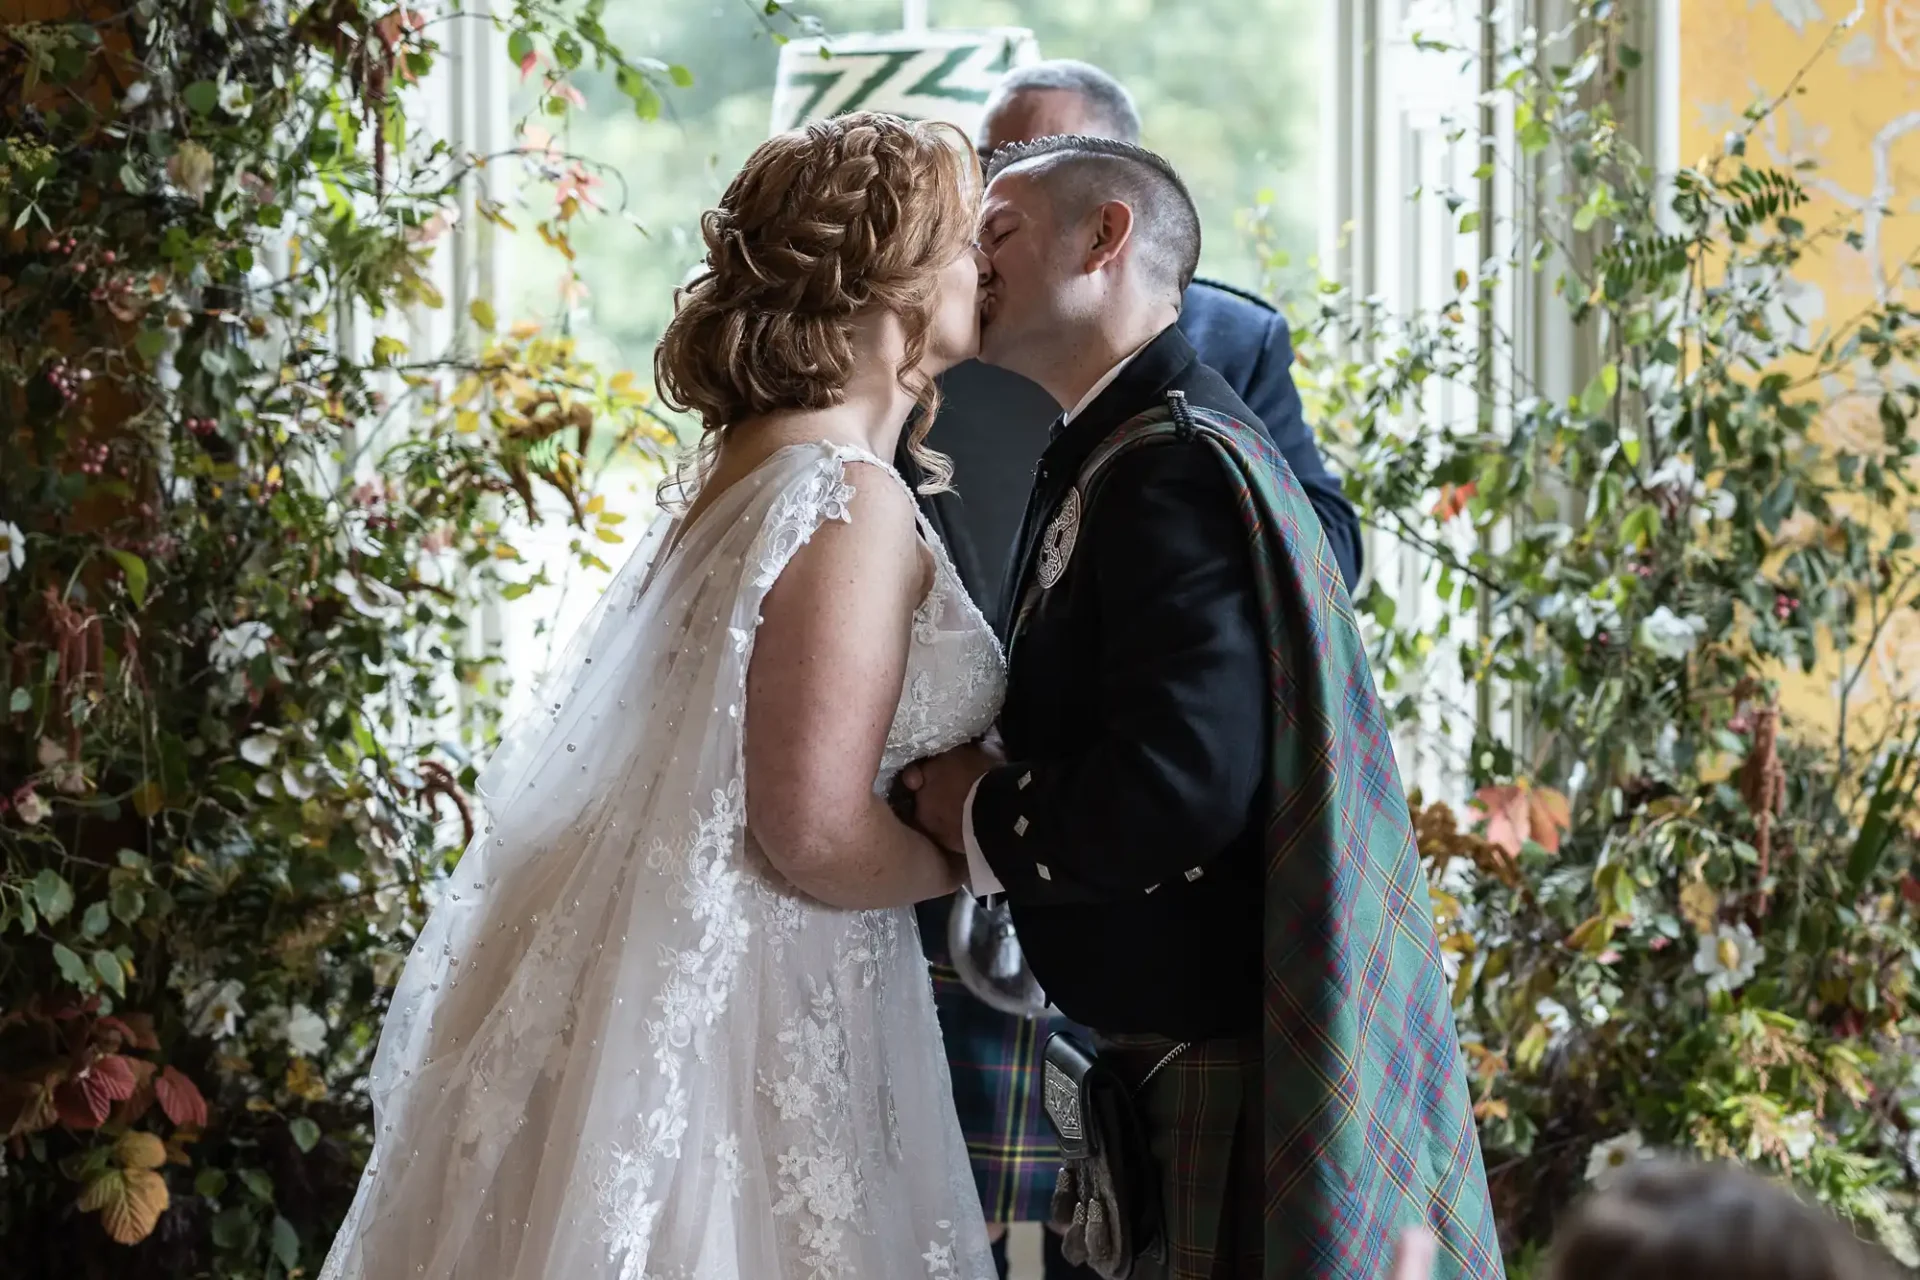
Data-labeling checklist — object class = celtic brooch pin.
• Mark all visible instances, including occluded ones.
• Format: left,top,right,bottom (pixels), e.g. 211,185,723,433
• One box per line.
1036,487,1081,590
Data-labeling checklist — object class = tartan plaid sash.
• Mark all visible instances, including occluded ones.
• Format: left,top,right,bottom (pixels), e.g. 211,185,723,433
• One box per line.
1080,397,1504,1280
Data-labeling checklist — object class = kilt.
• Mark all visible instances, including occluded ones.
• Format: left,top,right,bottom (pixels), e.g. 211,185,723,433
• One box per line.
1095,1031,1264,1280
918,895,1084,1224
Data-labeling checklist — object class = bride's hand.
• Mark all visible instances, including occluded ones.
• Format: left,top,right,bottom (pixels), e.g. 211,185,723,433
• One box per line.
900,738,1003,852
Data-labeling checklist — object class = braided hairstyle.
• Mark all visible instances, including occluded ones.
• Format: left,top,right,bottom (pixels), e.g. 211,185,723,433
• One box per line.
655,113,978,495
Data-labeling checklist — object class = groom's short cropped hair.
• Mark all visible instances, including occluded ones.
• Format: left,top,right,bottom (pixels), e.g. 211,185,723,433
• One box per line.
987,135,1202,303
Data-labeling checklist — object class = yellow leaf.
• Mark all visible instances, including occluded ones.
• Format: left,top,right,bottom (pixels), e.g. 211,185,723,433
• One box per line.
265,465,282,488
608,371,636,396
131,781,164,819
79,1167,169,1244
1680,880,1719,935
245,1096,277,1113
491,543,521,561
593,528,624,544
584,494,606,516
469,298,497,332
285,1057,328,1102
455,410,481,435
1515,1022,1550,1072
114,1131,167,1171
1566,912,1618,955
451,375,482,406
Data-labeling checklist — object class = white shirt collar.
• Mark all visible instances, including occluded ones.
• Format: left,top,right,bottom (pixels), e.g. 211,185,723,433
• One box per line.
1061,341,1152,425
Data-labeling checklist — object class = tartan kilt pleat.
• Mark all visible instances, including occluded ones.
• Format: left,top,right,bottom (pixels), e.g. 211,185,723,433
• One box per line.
1096,1032,1265,1280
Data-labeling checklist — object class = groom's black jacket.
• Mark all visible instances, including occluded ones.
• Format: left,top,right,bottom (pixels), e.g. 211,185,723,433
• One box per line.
970,324,1267,1041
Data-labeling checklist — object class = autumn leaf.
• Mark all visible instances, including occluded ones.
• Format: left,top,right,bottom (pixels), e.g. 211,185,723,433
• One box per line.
79,1166,170,1244
1528,787,1572,854
285,1056,328,1102
155,1066,210,1129
1679,880,1720,935
114,1130,168,1171
56,1054,137,1130
95,1014,160,1052
1472,782,1572,856
1432,481,1478,522
109,1056,158,1128
1,1070,60,1138
1473,784,1531,856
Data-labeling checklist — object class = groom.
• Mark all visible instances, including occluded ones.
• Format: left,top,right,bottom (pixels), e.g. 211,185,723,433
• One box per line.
906,137,1502,1280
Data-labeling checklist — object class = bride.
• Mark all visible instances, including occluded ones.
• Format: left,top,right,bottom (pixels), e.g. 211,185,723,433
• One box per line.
320,113,1002,1280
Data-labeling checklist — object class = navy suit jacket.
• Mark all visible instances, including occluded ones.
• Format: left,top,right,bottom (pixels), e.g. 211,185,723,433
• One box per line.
902,278,1361,619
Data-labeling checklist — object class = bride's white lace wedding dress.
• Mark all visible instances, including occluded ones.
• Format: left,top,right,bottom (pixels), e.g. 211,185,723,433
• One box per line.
320,442,1005,1280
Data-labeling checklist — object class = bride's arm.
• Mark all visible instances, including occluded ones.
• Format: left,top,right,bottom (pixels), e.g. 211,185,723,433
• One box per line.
743,461,961,910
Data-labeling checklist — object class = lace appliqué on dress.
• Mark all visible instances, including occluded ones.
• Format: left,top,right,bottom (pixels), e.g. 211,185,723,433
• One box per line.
763,980,862,1278
598,780,751,1276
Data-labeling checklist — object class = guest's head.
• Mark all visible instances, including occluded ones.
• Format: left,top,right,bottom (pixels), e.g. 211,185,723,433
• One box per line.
1549,1160,1895,1280
973,134,1198,396
976,59,1142,159
655,112,985,482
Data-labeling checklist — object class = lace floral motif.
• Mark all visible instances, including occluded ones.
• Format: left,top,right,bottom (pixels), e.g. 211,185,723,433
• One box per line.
599,781,752,1276
880,501,1004,779
841,908,900,992
713,1134,744,1199
752,462,856,590
762,980,861,1277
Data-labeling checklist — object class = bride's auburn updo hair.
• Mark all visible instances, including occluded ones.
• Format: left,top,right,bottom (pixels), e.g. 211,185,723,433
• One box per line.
654,112,978,493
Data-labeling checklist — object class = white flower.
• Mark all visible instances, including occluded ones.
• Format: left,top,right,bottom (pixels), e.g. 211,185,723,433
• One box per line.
280,764,318,800
1654,722,1680,768
217,78,251,119
1699,488,1738,525
13,788,50,826
1637,606,1707,662
239,733,279,767
36,738,67,770
331,569,404,622
1693,922,1765,994
210,620,272,671
1780,1110,1819,1162
1647,455,1697,492
187,978,247,1039
1585,1130,1650,1186
283,1003,328,1056
1535,996,1574,1041
0,521,24,582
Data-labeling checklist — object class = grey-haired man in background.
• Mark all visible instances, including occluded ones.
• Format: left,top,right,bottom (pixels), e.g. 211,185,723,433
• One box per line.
897,59,1361,1280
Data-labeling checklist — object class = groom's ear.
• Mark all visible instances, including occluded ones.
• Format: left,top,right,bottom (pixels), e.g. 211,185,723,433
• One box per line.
1082,199,1135,276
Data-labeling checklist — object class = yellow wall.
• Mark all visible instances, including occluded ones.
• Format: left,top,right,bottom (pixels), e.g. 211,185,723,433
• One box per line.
1681,1,1920,731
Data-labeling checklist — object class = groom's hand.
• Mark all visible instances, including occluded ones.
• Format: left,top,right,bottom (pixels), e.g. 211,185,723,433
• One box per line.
900,741,1000,853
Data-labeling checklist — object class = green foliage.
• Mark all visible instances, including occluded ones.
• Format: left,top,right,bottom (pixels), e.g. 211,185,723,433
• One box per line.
506,0,1323,383
1290,7,1920,1262
0,2,670,1275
